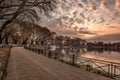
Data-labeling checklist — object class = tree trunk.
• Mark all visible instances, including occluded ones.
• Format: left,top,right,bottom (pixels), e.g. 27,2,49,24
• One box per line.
14,40,18,44
0,20,12,44
0,35,2,44
22,38,28,45
5,37,8,44
0,20,12,33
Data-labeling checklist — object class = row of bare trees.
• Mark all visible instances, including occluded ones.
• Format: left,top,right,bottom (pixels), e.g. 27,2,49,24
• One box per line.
0,0,58,44
1,21,54,45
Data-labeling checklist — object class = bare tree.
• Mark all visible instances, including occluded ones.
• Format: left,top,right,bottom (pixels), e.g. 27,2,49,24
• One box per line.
0,0,57,44
14,21,52,45
1,23,21,44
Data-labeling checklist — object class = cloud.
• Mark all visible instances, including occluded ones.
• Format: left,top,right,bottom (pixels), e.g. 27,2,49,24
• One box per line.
109,25,120,29
49,26,79,37
79,13,85,19
116,0,120,13
76,27,96,35
75,0,87,12
109,16,115,21
79,30,95,35
87,33,120,42
100,0,111,13
97,17,105,23
38,0,120,40
100,0,116,21
88,0,96,11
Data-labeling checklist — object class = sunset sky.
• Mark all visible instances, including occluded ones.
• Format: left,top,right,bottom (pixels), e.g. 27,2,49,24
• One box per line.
40,0,120,42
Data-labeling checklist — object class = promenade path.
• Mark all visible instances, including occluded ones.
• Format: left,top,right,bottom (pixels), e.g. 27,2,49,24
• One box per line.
6,47,113,80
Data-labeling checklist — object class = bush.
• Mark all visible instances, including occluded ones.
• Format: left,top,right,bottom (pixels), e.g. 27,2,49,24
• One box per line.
0,47,11,80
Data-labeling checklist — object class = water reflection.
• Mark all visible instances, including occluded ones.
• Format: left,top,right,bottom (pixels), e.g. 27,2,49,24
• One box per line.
56,47,120,63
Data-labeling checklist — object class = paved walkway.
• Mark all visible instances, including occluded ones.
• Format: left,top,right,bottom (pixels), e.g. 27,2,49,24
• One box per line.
6,47,113,80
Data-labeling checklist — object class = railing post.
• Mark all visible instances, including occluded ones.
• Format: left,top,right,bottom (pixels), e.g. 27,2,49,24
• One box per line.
38,49,40,54
72,54,75,65
54,52,57,59
111,62,113,77
86,59,90,71
48,50,51,58
108,64,110,76
114,66,116,77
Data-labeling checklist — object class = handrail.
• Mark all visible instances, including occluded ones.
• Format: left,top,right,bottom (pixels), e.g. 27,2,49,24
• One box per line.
24,46,120,79
80,57,120,65
79,57,120,78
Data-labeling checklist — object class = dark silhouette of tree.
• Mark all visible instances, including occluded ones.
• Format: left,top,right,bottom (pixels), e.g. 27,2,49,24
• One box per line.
0,0,57,44
0,23,19,44
16,21,52,45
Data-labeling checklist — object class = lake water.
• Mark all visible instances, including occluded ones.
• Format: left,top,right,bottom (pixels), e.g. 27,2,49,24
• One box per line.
59,48,120,63
58,48,120,76
81,51,120,63
43,46,120,77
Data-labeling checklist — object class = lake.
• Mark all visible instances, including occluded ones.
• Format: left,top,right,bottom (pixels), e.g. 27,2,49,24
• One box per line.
58,47,120,63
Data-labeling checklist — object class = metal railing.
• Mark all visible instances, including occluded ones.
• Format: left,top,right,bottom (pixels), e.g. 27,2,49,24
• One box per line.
77,57,120,79
24,46,120,79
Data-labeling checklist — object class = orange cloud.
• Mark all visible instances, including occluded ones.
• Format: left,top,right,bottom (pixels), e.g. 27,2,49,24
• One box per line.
43,0,120,40
100,0,115,21
79,13,85,19
88,0,96,11
116,0,120,14
75,0,87,12
100,0,111,13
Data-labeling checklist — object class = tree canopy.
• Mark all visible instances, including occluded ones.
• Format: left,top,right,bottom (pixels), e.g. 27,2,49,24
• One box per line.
0,0,58,44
